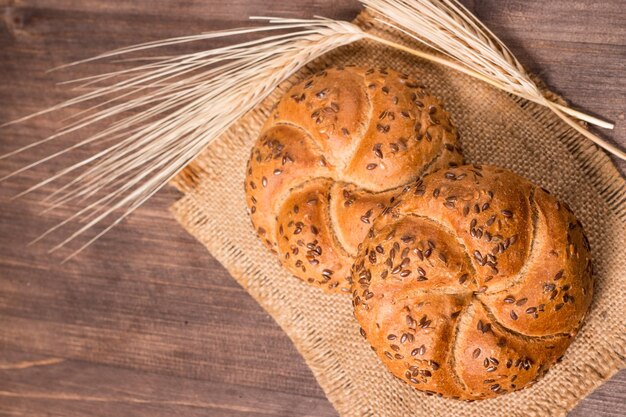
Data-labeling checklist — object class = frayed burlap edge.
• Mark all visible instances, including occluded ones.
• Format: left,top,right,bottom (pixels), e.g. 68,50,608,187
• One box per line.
169,10,625,417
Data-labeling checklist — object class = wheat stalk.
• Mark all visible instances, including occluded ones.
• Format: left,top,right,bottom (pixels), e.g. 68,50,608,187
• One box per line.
1,1,621,259
360,0,622,159
1,17,366,261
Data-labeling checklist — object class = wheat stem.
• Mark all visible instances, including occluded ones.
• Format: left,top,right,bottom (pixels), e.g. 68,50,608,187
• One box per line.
3,6,623,259
362,0,621,160
367,33,614,129
545,101,626,160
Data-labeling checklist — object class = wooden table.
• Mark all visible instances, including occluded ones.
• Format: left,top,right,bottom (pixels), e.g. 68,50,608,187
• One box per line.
1,1,624,416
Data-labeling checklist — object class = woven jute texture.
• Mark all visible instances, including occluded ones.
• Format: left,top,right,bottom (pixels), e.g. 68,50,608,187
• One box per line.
170,11,625,417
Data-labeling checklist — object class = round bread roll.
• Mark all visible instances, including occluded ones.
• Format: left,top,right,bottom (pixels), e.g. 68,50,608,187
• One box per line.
352,165,593,400
245,67,464,293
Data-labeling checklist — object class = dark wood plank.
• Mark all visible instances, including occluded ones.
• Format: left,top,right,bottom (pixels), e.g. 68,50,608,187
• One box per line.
570,371,626,417
0,349,336,417
0,187,331,398
0,1,624,416
465,0,626,173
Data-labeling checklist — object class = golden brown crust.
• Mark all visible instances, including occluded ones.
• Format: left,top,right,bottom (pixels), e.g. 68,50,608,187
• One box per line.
245,124,333,251
352,165,593,399
328,183,399,255
276,179,352,291
343,69,460,190
270,67,369,168
245,67,463,293
453,301,572,399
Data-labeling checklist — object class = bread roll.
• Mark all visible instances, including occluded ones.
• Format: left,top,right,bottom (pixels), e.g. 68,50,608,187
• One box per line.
245,67,464,293
352,165,593,399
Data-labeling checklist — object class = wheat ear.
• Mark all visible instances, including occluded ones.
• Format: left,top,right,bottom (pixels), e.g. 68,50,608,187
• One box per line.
1,18,366,261
1,3,621,258
360,0,623,159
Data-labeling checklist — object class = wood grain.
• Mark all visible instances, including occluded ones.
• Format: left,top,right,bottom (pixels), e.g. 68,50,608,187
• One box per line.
0,1,624,416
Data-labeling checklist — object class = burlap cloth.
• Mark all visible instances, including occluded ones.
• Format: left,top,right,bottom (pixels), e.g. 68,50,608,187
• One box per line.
170,11,626,417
